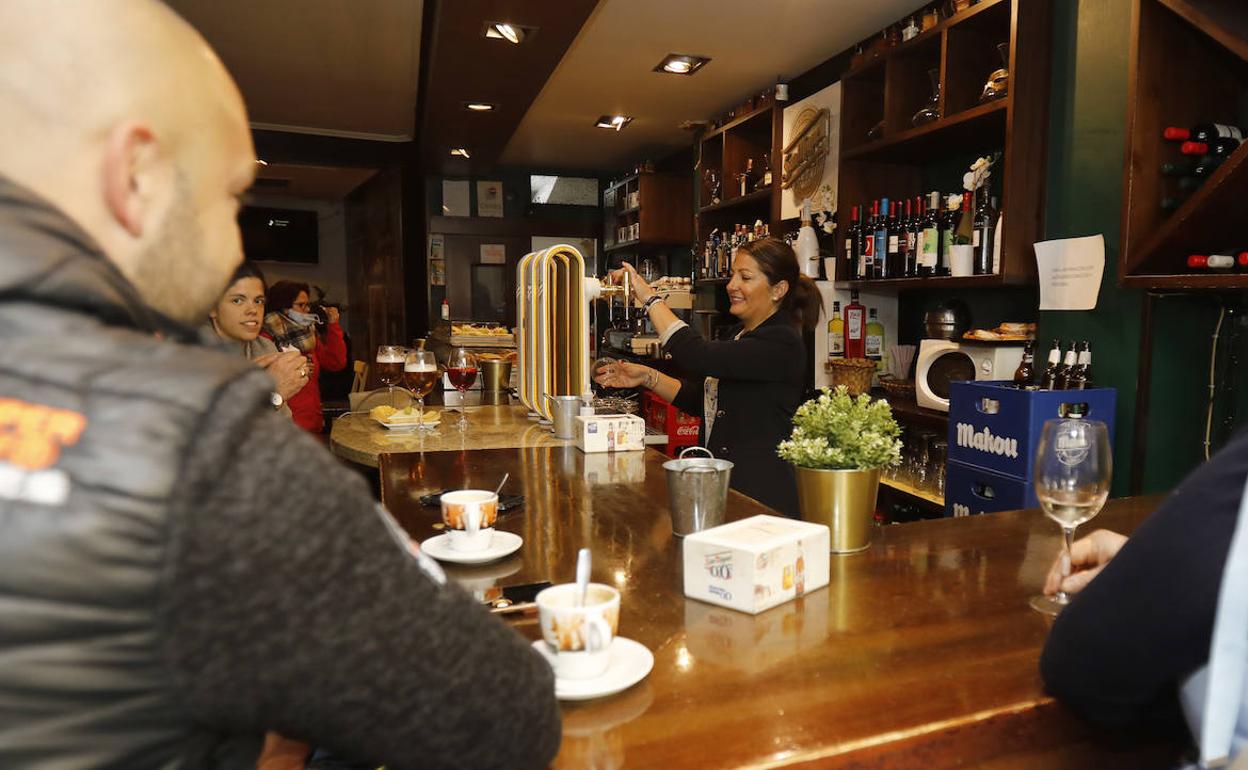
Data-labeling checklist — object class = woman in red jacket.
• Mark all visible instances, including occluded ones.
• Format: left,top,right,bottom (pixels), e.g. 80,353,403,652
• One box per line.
262,281,348,433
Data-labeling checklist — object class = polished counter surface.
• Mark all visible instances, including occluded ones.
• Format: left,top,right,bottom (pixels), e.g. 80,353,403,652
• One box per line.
380,446,1176,769
330,402,571,468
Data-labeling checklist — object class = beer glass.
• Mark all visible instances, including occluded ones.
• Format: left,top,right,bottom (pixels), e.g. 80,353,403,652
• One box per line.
445,347,478,430
1029,418,1112,616
403,349,439,431
375,345,405,407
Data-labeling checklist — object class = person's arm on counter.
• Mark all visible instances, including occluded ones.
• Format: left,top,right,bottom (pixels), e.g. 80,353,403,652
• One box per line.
1039,428,1248,729
162,377,561,770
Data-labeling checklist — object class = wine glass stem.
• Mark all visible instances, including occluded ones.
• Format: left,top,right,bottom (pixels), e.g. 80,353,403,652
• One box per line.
1055,526,1076,606
388,385,395,408
417,396,424,426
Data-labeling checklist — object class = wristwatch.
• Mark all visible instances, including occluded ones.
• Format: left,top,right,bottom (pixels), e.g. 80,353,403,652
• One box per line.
270,391,284,410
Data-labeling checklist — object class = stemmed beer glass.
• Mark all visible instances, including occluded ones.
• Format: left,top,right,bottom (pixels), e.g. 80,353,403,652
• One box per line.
445,347,478,431
403,349,439,431
375,345,405,407
1029,418,1112,616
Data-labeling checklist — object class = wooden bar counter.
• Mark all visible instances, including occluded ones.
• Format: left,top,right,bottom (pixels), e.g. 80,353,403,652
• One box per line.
380,446,1180,769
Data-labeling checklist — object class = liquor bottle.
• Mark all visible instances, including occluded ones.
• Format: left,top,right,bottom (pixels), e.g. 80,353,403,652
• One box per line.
758,153,773,188
865,308,886,373
858,201,877,280
1187,254,1236,270
1164,123,1243,143
886,200,903,279
874,197,890,280
918,191,940,277
972,194,997,275
827,301,844,360
1013,340,1036,385
1054,341,1077,390
796,201,820,279
1039,340,1061,389
844,291,866,359
441,297,450,321
844,206,861,281
739,158,755,196
1068,341,1092,390
905,196,921,278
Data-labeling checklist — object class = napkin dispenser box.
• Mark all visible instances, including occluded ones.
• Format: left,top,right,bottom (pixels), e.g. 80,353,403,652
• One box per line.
683,515,830,615
574,414,645,453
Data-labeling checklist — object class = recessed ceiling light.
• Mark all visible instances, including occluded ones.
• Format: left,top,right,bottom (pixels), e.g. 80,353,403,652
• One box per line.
463,102,497,112
450,148,471,159
654,53,710,76
595,115,633,131
483,22,535,44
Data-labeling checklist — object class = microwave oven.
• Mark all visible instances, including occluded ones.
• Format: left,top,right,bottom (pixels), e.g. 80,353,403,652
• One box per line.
915,339,1026,412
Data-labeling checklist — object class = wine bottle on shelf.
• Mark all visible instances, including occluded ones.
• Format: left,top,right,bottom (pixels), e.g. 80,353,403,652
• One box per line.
972,194,997,275
874,197,890,280
1039,340,1061,389
1193,151,1230,179
903,197,919,278
1013,340,1036,385
1163,123,1243,143
939,194,958,276
844,205,861,281
858,200,878,279
739,158,755,197
758,153,773,189
1161,196,1184,212
1180,138,1241,159
886,200,903,279
1053,342,1077,391
1160,161,1195,177
1187,254,1237,270
844,291,866,359
918,191,940,278
1068,341,1092,390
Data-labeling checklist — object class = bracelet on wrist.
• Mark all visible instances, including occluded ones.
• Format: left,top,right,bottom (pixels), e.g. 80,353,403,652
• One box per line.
642,294,664,312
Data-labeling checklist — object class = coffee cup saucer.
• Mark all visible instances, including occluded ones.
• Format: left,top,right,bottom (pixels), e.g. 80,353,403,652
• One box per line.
420,531,522,564
531,637,654,701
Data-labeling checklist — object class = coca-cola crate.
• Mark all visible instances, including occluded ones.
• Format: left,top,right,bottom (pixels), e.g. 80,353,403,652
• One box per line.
642,392,702,457
947,381,1116,481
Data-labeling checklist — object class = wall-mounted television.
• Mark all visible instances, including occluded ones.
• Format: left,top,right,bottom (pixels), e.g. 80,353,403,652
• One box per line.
239,206,318,263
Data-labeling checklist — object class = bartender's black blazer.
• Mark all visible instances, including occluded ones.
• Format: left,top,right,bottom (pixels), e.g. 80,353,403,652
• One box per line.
666,311,805,518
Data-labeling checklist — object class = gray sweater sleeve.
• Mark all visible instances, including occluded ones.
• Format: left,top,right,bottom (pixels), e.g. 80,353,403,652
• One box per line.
159,377,561,770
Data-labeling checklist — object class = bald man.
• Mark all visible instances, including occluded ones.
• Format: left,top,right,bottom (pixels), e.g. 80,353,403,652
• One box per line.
0,3,560,769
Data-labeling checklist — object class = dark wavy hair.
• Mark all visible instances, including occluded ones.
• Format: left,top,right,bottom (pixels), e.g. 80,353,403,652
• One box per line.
735,237,823,332
266,280,310,313
227,261,267,293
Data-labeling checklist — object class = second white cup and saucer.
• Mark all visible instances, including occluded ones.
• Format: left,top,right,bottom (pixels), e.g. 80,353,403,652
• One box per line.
421,489,523,565
531,583,654,701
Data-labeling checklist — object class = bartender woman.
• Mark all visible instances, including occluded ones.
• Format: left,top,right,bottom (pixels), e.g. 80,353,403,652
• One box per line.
595,238,821,517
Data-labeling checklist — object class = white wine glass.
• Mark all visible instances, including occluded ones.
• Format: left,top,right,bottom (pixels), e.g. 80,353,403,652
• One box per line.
404,349,439,431
1029,418,1112,616
376,345,405,408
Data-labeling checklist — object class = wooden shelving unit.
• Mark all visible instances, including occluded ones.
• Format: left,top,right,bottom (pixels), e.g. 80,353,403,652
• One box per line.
1119,0,1248,288
602,172,692,253
836,0,1053,291
696,105,782,242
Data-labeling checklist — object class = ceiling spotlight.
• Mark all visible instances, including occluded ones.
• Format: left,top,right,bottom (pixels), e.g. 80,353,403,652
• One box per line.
654,53,710,76
484,22,535,44
464,102,497,112
595,115,633,131
450,148,471,159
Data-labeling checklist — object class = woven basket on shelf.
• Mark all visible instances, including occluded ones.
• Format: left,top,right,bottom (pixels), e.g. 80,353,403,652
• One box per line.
825,357,877,397
878,375,917,404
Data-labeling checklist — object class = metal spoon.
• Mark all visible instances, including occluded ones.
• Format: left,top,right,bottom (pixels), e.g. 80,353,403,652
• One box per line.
494,472,510,497
575,548,591,607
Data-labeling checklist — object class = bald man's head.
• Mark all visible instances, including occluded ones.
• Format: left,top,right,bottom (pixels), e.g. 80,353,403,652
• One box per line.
0,0,256,323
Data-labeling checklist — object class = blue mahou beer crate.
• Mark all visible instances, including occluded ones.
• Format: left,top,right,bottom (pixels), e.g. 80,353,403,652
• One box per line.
946,460,1038,517
947,381,1116,481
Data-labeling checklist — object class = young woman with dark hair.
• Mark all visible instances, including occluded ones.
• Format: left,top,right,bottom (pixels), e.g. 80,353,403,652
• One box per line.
262,279,348,433
595,238,822,517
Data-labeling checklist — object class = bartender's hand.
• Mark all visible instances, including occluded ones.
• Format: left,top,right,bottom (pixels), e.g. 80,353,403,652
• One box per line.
1043,529,1128,597
607,262,653,302
255,350,309,400
594,359,650,389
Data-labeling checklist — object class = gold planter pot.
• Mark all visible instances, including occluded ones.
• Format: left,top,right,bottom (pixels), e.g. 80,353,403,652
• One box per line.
793,465,882,553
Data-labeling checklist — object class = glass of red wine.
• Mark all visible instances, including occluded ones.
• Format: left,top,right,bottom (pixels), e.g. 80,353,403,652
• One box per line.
376,345,405,407
446,347,479,430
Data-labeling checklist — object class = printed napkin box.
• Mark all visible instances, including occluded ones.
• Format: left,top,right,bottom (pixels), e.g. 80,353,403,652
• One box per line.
574,414,645,454
683,515,830,615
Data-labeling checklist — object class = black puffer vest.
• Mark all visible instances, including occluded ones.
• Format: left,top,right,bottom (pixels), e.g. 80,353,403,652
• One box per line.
0,178,273,767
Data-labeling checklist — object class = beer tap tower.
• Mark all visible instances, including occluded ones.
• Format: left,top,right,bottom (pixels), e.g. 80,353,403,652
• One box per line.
516,244,628,422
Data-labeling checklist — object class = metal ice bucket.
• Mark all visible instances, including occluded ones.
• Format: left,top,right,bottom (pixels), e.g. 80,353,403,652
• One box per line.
545,394,581,440
663,447,733,537
481,359,513,393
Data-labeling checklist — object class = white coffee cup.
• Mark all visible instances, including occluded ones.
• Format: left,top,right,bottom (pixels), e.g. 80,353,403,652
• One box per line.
536,583,620,680
440,489,498,552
